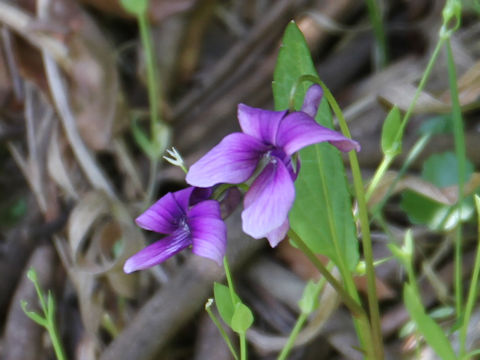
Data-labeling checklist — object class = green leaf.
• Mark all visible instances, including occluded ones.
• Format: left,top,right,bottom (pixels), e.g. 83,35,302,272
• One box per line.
381,106,402,156
298,280,319,314
422,151,473,188
273,22,317,110
418,114,453,136
401,191,474,231
120,0,148,15
131,119,154,159
403,284,456,360
273,22,358,269
231,302,254,334
213,282,240,326
21,301,47,327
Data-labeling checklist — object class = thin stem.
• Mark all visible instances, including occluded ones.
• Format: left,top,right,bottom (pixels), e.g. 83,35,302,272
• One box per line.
445,37,469,354
366,155,394,201
364,0,388,68
145,154,158,205
319,82,384,359
288,230,364,317
277,313,308,360
138,13,160,138
138,12,163,204
289,232,377,358
366,38,444,198
371,134,431,217
278,276,327,360
445,39,466,318
206,301,239,360
48,322,66,360
240,333,247,360
459,209,480,357
398,39,444,141
223,257,237,304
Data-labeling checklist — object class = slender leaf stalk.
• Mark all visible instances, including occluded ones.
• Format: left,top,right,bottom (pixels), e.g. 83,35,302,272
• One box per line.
303,79,383,359
205,301,239,360
371,134,431,217
445,39,466,318
240,333,247,360
365,39,445,199
223,257,237,305
277,313,308,360
24,269,66,360
278,276,327,360
459,197,480,357
289,230,377,358
365,0,388,68
138,11,164,204
288,230,364,316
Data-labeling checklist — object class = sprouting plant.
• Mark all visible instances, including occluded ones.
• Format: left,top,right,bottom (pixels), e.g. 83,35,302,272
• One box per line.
21,268,66,360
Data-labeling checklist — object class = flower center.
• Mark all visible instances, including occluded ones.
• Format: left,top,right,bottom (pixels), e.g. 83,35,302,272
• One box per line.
178,216,190,232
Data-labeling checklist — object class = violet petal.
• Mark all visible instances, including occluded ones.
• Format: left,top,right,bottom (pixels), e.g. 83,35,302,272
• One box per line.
301,84,323,118
276,112,361,155
135,190,191,234
189,200,227,266
186,133,268,187
242,160,295,239
265,218,290,248
238,104,288,145
123,231,191,273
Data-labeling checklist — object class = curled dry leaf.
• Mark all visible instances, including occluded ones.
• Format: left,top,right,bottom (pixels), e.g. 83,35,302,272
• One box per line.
66,190,144,297
47,123,80,200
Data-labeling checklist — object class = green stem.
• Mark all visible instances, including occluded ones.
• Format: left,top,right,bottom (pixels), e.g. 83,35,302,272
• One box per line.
206,301,239,360
288,233,375,358
239,332,247,360
445,38,468,354
289,74,383,358
138,12,163,204
319,82,384,360
364,0,388,68
223,257,237,305
288,231,365,318
371,134,431,217
366,38,444,198
278,276,327,360
48,322,66,360
365,155,394,201
445,39,466,318
277,313,308,360
145,154,158,205
459,209,480,357
138,13,160,138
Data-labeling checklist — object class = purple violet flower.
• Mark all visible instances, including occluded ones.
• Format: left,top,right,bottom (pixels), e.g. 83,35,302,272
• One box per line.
186,85,360,247
124,187,226,273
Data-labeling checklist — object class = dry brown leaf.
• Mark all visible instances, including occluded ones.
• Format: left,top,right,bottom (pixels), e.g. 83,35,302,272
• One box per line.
42,0,126,150
0,39,13,107
353,275,396,300
47,123,80,200
379,83,449,114
379,60,480,114
55,235,105,335
451,60,480,107
368,171,480,208
67,191,143,276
